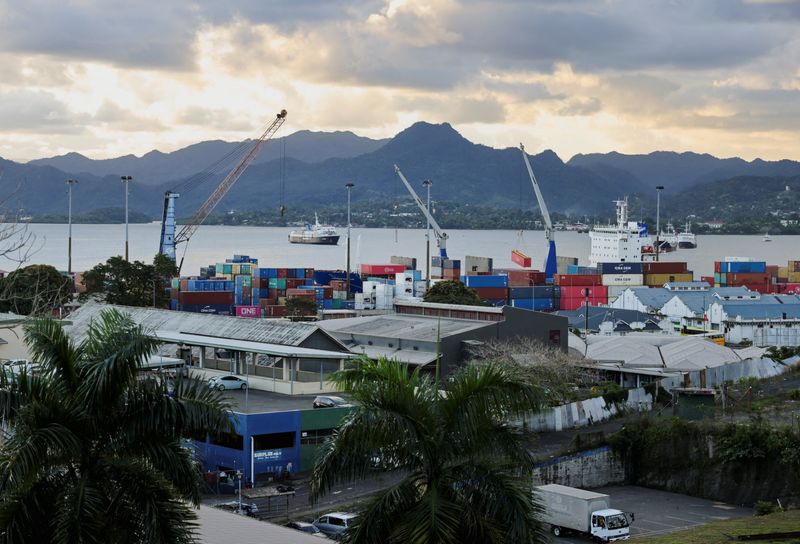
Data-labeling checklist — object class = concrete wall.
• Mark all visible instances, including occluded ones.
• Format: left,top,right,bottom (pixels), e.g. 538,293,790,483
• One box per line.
515,388,653,432
533,446,625,488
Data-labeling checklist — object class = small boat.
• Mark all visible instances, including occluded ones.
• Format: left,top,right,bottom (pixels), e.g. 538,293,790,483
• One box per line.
288,213,340,245
763,233,772,242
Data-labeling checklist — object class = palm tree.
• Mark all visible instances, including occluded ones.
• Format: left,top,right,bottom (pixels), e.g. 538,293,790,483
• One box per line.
310,358,548,544
0,309,232,543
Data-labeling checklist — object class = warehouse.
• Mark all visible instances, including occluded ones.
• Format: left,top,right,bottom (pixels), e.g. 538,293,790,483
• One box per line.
708,300,800,347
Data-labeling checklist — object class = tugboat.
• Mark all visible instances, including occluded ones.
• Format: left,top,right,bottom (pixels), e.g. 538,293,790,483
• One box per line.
288,213,340,245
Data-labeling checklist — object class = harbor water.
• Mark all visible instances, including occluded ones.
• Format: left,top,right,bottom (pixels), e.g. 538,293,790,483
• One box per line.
1,223,798,277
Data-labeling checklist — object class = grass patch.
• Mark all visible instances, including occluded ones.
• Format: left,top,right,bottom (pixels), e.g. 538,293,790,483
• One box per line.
638,509,800,543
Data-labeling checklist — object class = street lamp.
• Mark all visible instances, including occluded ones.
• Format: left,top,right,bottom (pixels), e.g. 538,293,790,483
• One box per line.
422,179,432,289
655,185,664,261
235,469,243,515
345,182,354,297
66,179,79,274
121,175,132,261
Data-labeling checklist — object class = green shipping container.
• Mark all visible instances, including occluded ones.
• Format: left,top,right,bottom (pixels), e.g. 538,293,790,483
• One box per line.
222,264,233,274
268,278,287,289
171,278,180,289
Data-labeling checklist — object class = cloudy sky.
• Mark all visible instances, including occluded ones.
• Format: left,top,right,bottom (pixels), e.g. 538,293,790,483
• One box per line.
1,0,799,162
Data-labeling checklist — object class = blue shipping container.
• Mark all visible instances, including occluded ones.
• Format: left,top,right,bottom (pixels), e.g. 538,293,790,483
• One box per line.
181,304,232,315
463,275,509,288
599,262,644,275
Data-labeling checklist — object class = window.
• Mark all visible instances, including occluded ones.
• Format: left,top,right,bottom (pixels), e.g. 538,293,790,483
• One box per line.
301,428,334,446
253,431,295,450
329,517,345,527
210,432,244,450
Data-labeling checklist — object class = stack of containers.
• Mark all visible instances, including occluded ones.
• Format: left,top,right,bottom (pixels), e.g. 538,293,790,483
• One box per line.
599,262,645,301
714,259,769,292
395,270,424,299
441,259,461,280
508,285,559,311
462,274,508,306
642,261,693,287
356,280,394,310
175,276,235,315
463,256,493,276
554,273,606,311
234,274,252,306
431,256,443,279
391,256,417,270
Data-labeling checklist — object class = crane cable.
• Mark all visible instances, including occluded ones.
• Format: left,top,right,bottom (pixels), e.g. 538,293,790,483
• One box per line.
516,152,525,248
279,137,286,216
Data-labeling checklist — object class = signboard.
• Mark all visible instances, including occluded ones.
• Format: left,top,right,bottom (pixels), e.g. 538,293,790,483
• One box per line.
235,305,261,318
253,449,283,462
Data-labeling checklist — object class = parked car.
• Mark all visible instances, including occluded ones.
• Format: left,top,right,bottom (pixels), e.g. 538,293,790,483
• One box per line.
208,375,248,391
286,521,329,538
312,512,358,537
312,395,351,409
214,500,258,517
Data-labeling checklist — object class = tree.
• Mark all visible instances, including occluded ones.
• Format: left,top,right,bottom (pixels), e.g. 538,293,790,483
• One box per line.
0,264,73,315
422,280,486,305
0,309,232,543
285,296,318,320
82,254,176,308
310,358,547,544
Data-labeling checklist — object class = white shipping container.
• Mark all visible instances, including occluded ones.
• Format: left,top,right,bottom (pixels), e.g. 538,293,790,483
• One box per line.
601,274,644,286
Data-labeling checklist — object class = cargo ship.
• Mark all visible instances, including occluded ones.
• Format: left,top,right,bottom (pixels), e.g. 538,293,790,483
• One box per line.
288,214,340,245
677,221,697,249
588,198,653,266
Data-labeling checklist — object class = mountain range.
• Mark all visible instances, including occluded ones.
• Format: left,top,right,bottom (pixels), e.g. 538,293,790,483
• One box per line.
2,123,799,221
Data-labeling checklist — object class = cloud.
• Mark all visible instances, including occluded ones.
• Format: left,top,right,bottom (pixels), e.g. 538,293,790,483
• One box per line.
0,90,88,133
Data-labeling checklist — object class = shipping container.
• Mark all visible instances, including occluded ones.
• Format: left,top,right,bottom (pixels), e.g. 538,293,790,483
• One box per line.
558,285,609,299
464,255,493,274
510,298,554,311
235,306,261,318
554,274,602,286
179,291,234,305
567,264,598,275
715,261,767,274
598,262,644,275
512,250,532,268
361,264,407,275
181,303,232,315
601,274,644,286
642,261,688,274
644,272,694,286
463,275,509,288
472,287,509,300
558,296,607,311
509,286,559,299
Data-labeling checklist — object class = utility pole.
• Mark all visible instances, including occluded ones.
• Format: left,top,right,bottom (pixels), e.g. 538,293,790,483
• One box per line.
345,182,354,297
584,288,590,357
655,185,664,261
423,179,432,289
121,175,132,260
66,179,79,274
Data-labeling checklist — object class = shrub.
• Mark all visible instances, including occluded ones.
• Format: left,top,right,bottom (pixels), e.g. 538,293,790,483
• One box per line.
754,500,782,516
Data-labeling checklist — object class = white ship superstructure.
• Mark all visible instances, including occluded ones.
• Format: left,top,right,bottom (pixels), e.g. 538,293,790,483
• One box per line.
589,199,652,266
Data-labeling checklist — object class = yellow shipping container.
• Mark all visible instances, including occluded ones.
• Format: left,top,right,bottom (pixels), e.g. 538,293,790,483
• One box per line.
779,266,789,277
644,272,694,286
788,271,800,283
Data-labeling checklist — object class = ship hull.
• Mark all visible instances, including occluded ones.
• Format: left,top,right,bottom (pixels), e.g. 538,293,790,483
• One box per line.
288,235,340,245
677,241,697,249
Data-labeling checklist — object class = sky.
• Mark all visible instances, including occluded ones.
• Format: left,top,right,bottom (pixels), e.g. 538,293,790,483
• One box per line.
1,0,799,163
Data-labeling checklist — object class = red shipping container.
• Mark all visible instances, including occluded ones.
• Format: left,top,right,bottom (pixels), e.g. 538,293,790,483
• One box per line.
555,274,602,286
361,264,407,275
259,297,279,308
503,270,547,286
714,261,721,273
277,268,288,278
179,291,234,305
235,305,260,318
745,284,773,294
286,288,316,297
473,287,509,300
323,286,333,299
700,276,714,286
442,269,461,279
266,305,287,317
643,261,688,274
726,273,771,285
559,285,609,299
558,296,607,311
511,250,532,268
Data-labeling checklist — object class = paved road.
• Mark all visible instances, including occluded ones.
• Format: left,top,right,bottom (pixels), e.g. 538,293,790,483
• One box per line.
548,485,751,542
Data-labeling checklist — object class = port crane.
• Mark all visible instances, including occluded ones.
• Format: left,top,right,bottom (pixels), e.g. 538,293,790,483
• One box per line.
159,109,288,271
394,165,448,258
519,143,557,282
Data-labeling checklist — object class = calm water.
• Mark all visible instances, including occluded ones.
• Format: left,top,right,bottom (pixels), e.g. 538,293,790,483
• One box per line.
1,223,797,277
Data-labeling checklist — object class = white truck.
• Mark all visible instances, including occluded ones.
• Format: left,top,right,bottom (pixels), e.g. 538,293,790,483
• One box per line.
535,484,633,541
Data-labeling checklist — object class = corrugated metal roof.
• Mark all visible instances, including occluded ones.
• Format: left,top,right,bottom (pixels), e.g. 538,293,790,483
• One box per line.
628,288,676,311
721,302,800,320
354,345,439,366
319,315,492,341
197,505,322,544
67,302,344,348
587,336,742,370
154,331,352,359
665,281,713,290
556,307,659,331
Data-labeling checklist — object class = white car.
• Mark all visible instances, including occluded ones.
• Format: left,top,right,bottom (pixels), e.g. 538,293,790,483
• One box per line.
312,512,358,537
208,375,248,391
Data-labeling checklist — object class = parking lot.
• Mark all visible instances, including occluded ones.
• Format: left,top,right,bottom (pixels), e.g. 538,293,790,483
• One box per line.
548,485,752,542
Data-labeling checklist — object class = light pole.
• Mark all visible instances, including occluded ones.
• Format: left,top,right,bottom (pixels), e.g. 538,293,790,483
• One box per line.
66,179,78,274
423,179,432,289
236,469,243,515
121,175,132,261
655,185,664,261
345,182,354,297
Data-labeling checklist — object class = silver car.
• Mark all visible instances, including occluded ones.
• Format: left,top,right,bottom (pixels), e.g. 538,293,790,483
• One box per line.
208,375,248,391
312,512,358,537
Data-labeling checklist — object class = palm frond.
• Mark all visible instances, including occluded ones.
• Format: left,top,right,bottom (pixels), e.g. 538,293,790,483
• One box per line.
23,317,82,393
